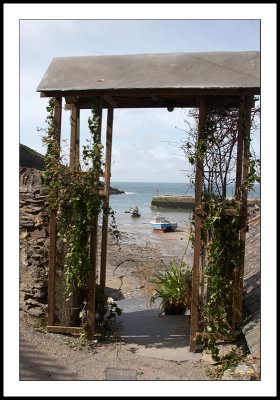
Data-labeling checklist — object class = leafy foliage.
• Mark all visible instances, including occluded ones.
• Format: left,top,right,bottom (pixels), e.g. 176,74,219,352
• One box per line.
95,286,122,328
184,100,260,360
200,196,241,359
150,260,192,315
41,98,121,326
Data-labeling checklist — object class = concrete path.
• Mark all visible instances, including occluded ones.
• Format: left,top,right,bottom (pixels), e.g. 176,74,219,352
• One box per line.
115,297,201,362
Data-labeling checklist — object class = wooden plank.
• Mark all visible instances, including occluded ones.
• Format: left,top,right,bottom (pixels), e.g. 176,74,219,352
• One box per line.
102,95,118,108
47,97,62,326
48,210,57,326
87,107,103,331
47,326,84,335
234,95,252,324
100,107,114,290
189,96,205,352
62,94,245,111
69,105,80,169
232,96,246,328
235,96,245,200
87,218,98,333
39,87,260,100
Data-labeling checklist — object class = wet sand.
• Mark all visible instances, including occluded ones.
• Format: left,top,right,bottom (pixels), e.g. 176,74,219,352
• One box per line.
103,225,193,302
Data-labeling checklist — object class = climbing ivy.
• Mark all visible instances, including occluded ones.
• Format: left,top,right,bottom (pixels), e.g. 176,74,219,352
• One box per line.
41,98,62,210
41,98,120,323
200,196,241,359
186,102,260,360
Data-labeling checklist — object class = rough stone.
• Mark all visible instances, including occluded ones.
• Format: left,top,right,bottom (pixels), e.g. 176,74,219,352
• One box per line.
222,363,258,381
20,169,50,318
30,229,47,239
217,343,237,358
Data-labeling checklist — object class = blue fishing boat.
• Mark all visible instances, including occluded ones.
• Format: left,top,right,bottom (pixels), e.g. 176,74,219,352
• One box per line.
150,213,177,232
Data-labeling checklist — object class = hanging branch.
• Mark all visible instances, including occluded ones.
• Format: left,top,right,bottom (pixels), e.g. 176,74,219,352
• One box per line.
182,102,260,360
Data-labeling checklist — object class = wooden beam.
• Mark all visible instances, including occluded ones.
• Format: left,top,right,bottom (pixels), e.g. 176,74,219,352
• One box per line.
47,97,62,326
70,105,80,169
38,87,260,99
100,107,114,291
235,96,245,200
231,95,246,328
189,96,205,352
87,218,99,333
87,107,103,332
234,95,252,324
47,326,84,335
102,95,118,108
64,94,243,110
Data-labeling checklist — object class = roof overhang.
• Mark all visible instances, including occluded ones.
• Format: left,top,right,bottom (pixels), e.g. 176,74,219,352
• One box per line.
37,51,260,109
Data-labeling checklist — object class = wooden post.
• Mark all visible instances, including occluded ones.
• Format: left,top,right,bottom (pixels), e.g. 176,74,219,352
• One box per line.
70,105,80,169
232,96,245,327
235,96,245,201
47,97,62,326
100,107,114,291
68,104,81,325
189,96,205,352
234,95,252,323
87,106,102,331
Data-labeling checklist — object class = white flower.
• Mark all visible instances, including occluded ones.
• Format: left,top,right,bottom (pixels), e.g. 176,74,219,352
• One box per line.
107,297,114,304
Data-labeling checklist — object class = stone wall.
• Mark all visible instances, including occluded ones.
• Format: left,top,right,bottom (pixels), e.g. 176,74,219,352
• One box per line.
151,195,260,211
19,168,49,317
19,167,123,320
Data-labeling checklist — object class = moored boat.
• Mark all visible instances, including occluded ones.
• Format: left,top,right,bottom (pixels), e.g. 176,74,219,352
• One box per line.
150,213,177,232
130,205,141,217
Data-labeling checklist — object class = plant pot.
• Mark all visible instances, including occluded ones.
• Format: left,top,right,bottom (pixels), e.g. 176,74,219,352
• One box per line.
163,302,186,315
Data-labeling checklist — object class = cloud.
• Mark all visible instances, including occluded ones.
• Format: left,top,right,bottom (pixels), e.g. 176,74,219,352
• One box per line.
17,18,261,181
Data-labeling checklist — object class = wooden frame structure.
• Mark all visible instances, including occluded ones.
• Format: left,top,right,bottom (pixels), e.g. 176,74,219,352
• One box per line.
37,51,260,348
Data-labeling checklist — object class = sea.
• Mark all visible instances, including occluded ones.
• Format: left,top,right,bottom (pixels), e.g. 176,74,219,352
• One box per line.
108,181,260,235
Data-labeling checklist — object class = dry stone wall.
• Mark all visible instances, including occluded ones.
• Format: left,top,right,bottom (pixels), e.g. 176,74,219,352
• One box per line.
19,167,49,317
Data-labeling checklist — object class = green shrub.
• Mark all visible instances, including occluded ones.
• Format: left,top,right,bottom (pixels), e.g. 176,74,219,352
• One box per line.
150,260,192,315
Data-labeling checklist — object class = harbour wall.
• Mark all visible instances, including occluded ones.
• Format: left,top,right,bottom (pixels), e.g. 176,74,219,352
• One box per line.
151,195,260,211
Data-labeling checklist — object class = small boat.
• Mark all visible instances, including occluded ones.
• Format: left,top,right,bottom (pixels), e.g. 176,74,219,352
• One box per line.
150,213,177,232
130,205,141,218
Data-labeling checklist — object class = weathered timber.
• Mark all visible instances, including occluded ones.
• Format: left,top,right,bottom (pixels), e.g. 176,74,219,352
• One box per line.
47,326,84,335
190,96,205,352
100,107,114,290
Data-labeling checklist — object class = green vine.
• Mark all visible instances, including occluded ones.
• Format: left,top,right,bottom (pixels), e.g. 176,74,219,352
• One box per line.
185,102,260,361
201,195,241,359
40,98,62,210
61,102,105,293
41,98,121,325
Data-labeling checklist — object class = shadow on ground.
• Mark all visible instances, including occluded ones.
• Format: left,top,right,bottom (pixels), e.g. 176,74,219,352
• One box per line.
20,338,77,380
114,298,201,361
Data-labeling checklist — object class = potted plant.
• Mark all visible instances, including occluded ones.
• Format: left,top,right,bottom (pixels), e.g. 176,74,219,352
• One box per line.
150,260,192,315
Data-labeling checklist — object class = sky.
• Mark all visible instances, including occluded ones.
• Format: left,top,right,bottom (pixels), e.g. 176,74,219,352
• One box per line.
4,3,277,398
18,17,262,183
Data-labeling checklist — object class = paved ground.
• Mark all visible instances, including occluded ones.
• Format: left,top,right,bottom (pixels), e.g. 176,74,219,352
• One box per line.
115,298,201,362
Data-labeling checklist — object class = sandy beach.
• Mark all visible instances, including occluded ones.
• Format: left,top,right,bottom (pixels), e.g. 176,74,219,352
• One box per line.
104,225,193,302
